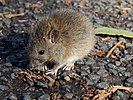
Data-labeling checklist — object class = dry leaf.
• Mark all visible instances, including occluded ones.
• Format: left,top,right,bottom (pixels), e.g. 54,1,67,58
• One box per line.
64,0,72,4
91,51,105,57
5,13,25,18
45,75,55,88
30,3,40,8
55,81,60,87
92,85,133,100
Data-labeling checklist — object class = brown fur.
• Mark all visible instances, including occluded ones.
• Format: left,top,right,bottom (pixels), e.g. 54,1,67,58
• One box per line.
28,9,95,75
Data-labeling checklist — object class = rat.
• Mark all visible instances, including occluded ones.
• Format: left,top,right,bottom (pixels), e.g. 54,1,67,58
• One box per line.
28,9,95,76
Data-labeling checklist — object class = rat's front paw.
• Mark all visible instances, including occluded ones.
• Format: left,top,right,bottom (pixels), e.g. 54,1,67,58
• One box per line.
45,68,58,76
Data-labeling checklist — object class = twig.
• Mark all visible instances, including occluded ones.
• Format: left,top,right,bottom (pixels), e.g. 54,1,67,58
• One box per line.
106,41,123,58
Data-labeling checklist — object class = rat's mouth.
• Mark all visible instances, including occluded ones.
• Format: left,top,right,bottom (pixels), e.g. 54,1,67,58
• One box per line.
43,61,57,70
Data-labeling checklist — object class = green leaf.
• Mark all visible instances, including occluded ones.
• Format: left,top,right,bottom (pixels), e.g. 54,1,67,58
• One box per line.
95,27,133,38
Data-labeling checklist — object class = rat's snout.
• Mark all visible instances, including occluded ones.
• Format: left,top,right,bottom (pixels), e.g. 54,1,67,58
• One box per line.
29,58,45,70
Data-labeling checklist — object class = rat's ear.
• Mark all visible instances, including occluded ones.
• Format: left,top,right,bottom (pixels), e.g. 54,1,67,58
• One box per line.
48,29,59,44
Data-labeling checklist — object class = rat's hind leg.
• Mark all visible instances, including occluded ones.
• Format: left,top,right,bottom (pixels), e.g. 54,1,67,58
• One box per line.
63,62,75,70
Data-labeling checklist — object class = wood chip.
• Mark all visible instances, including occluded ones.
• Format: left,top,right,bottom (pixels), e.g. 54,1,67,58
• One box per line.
101,37,111,41
4,13,25,18
18,20,28,23
106,41,123,58
64,76,70,81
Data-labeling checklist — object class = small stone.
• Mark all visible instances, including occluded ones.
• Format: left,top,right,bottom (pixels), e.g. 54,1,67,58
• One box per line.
10,73,15,79
38,93,50,100
109,69,118,76
65,93,73,99
97,69,109,77
8,92,17,100
126,76,133,83
96,82,109,89
37,81,48,88
125,55,133,61
81,70,89,76
124,72,131,77
116,90,126,100
86,58,95,65
21,93,31,100
118,37,126,43
0,85,9,91
108,64,117,69
25,3,31,8
3,18,11,25
89,74,101,83
4,62,12,67
87,80,94,85
115,61,121,66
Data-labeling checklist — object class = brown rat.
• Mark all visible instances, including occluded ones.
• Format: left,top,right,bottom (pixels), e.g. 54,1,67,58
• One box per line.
28,9,95,75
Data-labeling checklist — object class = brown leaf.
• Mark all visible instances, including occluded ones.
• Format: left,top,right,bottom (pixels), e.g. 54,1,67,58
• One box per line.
91,51,105,57
55,81,60,87
30,3,40,8
92,85,133,100
5,13,25,18
45,75,55,88
64,0,72,4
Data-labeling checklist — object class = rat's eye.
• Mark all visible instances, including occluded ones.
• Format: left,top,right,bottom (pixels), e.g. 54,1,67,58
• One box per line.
38,50,45,55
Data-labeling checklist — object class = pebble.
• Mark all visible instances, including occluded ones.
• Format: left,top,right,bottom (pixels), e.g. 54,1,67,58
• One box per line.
2,18,11,25
97,69,109,77
115,61,121,66
81,70,89,76
21,93,31,100
85,57,95,65
7,92,18,100
126,76,133,83
89,74,101,83
65,93,73,99
10,73,15,79
118,37,126,43
107,64,117,69
38,93,50,100
109,69,118,76
4,62,12,67
116,90,126,100
124,72,131,77
96,82,109,89
0,85,9,91
37,81,48,88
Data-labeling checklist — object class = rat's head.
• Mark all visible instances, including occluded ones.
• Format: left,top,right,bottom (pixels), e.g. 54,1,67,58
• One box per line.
28,16,60,71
